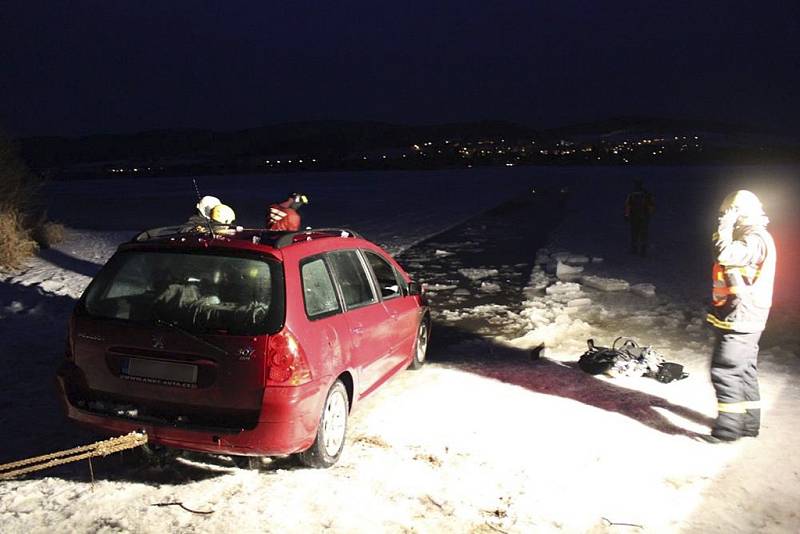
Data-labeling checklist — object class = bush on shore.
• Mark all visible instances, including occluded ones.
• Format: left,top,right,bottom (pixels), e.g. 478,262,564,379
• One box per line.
0,209,37,269
31,220,65,249
0,132,51,270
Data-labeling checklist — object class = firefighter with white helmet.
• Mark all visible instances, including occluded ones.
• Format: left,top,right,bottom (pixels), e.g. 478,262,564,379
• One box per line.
196,195,221,219
210,204,236,225
703,190,776,442
181,196,236,233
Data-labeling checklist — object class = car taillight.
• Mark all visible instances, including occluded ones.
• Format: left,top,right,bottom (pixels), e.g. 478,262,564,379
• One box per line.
266,330,312,386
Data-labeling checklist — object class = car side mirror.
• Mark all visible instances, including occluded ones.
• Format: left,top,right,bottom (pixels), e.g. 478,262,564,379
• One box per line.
407,281,422,296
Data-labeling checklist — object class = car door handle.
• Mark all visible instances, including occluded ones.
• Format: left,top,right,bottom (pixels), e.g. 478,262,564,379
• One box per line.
351,326,365,335
389,314,400,322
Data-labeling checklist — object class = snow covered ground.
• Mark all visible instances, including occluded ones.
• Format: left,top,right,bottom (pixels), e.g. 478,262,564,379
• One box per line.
1,165,799,533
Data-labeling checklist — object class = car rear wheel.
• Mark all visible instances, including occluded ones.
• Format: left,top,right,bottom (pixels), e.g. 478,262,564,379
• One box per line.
408,317,430,370
298,379,349,468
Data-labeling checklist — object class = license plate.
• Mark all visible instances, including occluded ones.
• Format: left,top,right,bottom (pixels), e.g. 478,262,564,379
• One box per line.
122,358,198,385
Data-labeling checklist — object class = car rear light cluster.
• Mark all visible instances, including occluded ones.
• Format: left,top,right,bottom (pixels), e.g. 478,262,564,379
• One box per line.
266,330,312,386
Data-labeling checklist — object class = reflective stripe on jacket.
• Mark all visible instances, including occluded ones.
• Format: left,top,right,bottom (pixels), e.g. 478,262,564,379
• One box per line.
707,225,776,333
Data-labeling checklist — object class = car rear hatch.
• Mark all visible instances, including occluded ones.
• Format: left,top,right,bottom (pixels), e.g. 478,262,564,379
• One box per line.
67,248,284,431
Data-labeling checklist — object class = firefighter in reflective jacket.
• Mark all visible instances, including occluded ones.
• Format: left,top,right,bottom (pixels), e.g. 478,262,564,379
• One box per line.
266,192,309,231
704,190,776,442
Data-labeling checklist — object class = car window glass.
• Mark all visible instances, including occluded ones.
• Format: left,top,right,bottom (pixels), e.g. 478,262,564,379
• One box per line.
328,250,377,309
104,254,149,299
365,251,402,300
83,251,280,335
301,258,340,317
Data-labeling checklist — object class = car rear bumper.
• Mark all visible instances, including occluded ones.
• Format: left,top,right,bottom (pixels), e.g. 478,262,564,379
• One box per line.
56,363,328,456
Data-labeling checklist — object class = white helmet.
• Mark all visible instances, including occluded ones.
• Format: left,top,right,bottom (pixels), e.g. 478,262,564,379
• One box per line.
210,204,236,225
719,190,764,218
196,195,221,218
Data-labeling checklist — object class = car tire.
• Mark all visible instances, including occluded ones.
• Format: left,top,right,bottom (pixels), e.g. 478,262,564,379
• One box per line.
298,379,349,468
408,317,430,370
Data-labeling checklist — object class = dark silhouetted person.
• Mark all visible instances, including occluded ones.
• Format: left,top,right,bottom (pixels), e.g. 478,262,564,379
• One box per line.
624,179,655,256
703,190,776,443
266,192,309,231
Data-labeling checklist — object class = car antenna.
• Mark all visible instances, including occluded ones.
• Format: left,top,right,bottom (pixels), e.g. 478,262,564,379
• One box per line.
192,177,216,239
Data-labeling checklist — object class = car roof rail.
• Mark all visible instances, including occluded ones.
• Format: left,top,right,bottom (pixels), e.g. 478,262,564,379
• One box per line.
273,228,362,249
133,225,185,241
133,224,247,242
131,226,362,249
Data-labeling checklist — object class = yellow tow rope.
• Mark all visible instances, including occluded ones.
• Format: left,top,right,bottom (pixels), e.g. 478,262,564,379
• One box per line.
0,431,148,480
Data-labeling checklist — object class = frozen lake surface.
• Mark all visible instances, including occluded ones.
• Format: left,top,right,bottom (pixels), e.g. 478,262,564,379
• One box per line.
2,164,799,533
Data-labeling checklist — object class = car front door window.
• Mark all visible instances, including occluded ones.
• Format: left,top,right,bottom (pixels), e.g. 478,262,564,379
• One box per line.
364,251,403,300
327,250,377,310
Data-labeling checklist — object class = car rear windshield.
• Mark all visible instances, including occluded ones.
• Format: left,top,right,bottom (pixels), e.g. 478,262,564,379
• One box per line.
82,250,284,335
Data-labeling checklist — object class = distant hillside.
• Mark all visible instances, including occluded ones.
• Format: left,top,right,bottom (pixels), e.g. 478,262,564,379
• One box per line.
15,117,798,178
18,120,538,168
544,116,791,141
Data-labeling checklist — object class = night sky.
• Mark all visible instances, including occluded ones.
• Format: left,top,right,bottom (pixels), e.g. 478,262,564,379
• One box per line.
2,1,798,137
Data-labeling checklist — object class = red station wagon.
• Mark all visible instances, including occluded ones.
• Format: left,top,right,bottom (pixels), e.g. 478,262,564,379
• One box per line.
57,227,429,468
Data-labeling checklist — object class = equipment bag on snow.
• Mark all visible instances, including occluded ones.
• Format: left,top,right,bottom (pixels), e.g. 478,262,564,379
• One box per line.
655,362,687,383
578,339,619,375
578,337,687,381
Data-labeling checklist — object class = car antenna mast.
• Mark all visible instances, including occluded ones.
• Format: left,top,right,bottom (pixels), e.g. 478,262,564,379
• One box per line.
192,177,216,239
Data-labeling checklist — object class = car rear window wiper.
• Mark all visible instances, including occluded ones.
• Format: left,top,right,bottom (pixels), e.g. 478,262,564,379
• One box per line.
152,317,229,357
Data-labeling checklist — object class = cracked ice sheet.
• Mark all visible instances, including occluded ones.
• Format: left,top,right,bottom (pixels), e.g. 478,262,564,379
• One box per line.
458,268,499,281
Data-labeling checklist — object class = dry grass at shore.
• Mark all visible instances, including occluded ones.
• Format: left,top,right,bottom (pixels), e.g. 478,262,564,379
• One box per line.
0,133,44,269
0,209,37,270
31,220,65,249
